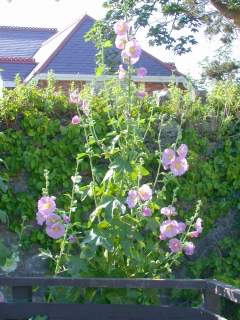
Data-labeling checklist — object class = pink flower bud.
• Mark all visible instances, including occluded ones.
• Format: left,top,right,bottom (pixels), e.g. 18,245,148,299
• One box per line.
143,207,152,217
71,115,80,125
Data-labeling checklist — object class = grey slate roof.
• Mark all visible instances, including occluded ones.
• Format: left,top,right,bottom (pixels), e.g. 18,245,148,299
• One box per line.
0,62,36,81
0,26,57,57
42,16,98,74
0,15,182,83
40,16,174,77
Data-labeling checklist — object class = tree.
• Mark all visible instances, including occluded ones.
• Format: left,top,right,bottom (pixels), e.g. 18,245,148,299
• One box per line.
200,46,240,82
101,0,240,54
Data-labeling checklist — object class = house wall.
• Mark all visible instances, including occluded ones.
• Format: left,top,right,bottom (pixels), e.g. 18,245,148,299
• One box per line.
38,79,176,96
38,80,86,93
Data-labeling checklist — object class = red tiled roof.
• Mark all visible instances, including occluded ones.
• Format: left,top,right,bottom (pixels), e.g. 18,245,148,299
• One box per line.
0,56,36,64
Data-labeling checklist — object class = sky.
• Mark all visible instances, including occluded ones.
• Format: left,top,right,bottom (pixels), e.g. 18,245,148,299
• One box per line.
0,0,239,78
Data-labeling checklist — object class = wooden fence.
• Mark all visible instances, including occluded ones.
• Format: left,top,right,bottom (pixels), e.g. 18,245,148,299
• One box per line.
0,277,239,319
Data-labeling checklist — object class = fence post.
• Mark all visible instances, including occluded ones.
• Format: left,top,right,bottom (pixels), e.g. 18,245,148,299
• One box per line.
202,289,221,314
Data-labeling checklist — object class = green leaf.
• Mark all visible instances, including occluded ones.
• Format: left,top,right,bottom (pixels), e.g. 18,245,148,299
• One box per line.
0,177,8,193
88,201,111,226
0,209,8,224
0,241,10,266
96,64,106,76
98,220,111,229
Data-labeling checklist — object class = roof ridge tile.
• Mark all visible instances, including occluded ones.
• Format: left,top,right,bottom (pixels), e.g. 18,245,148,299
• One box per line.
0,25,57,32
0,56,36,64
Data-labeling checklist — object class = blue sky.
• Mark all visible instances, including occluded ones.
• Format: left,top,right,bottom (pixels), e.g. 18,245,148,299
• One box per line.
0,0,238,78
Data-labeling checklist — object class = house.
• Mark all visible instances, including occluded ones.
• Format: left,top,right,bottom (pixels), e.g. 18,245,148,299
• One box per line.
0,14,188,94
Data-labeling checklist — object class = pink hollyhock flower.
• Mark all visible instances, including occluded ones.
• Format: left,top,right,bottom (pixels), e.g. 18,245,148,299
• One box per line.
38,196,56,215
189,231,200,238
160,220,180,239
63,215,71,224
137,91,147,99
137,67,147,77
126,189,138,209
162,148,176,168
46,222,65,239
177,144,188,158
71,115,80,125
178,222,186,233
170,157,189,176
118,64,127,80
138,184,152,201
121,50,140,65
169,238,182,253
69,90,81,104
160,205,177,217
143,207,152,217
46,213,61,226
159,234,167,240
114,20,129,35
0,291,5,303
115,35,127,49
125,40,141,59
184,242,195,255
81,100,90,116
36,211,47,226
195,218,203,233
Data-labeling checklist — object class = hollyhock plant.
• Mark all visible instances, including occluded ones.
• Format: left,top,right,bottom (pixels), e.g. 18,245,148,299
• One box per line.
71,115,80,125
159,234,167,240
114,20,129,35
69,90,81,104
195,218,203,233
115,35,127,50
81,100,90,116
170,157,189,176
137,67,147,77
126,190,138,208
46,213,61,226
162,148,176,168
36,211,47,226
38,196,56,215
137,91,147,99
46,222,65,239
160,205,177,217
189,231,200,238
119,64,127,80
121,50,140,65
177,144,188,158
178,222,187,233
143,207,152,217
189,218,203,237
138,184,152,201
125,39,141,59
169,238,182,253
184,242,195,256
160,220,180,239
63,215,71,224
